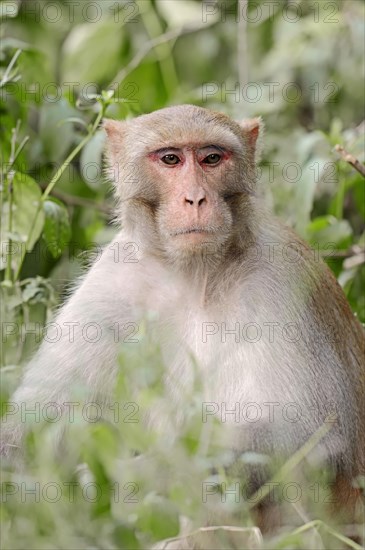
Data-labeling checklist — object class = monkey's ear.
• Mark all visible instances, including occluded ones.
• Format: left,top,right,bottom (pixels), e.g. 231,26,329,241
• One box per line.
239,117,263,147
103,118,127,138
103,119,128,166
239,117,264,160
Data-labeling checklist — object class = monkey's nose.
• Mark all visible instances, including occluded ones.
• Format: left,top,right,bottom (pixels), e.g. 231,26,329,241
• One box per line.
184,196,206,207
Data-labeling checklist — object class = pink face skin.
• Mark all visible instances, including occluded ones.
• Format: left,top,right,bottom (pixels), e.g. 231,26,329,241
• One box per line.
147,145,234,246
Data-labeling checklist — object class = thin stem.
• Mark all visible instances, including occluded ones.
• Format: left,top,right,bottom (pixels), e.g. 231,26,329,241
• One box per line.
0,49,21,87
293,520,363,550
5,171,14,282
237,0,248,88
138,0,179,96
41,132,89,200
5,123,22,282
4,135,30,179
15,109,104,281
247,420,334,507
13,136,30,165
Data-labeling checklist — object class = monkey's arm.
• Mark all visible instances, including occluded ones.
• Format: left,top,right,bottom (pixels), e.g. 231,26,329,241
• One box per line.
1,235,136,456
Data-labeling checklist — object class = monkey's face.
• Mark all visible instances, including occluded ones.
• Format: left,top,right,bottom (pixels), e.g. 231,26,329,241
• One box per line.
104,105,260,264
145,144,241,258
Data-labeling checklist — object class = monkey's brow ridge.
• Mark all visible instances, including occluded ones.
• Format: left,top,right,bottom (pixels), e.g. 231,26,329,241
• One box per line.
152,147,180,154
151,145,227,154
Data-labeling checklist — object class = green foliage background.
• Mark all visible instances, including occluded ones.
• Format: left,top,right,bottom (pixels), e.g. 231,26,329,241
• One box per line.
0,1,364,549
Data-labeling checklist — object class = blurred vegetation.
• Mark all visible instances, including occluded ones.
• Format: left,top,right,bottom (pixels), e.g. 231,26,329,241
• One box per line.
0,0,364,548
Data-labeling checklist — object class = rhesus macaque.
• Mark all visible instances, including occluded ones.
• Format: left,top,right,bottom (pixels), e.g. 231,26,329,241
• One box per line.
1,105,364,531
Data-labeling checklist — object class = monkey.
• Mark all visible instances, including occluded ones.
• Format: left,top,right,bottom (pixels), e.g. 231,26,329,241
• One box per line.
1,105,364,532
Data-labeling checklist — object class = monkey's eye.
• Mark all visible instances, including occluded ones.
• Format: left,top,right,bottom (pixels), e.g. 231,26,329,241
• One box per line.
161,154,180,165
203,153,222,165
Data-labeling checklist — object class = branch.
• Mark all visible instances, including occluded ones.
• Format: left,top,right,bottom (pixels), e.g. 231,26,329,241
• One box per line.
335,145,365,178
321,245,365,260
320,245,365,269
108,22,217,89
39,185,112,215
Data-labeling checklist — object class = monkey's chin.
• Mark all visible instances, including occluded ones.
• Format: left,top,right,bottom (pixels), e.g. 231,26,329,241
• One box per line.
171,231,219,250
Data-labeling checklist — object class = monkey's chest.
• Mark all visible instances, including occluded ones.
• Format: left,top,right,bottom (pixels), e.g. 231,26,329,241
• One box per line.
160,310,276,407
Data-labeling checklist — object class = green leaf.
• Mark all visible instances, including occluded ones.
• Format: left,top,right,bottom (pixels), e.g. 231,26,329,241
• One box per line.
42,198,71,259
113,523,140,550
307,215,353,248
0,173,44,272
137,495,179,540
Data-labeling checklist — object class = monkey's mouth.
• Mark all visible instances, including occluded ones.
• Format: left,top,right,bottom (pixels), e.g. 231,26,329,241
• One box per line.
171,227,215,237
